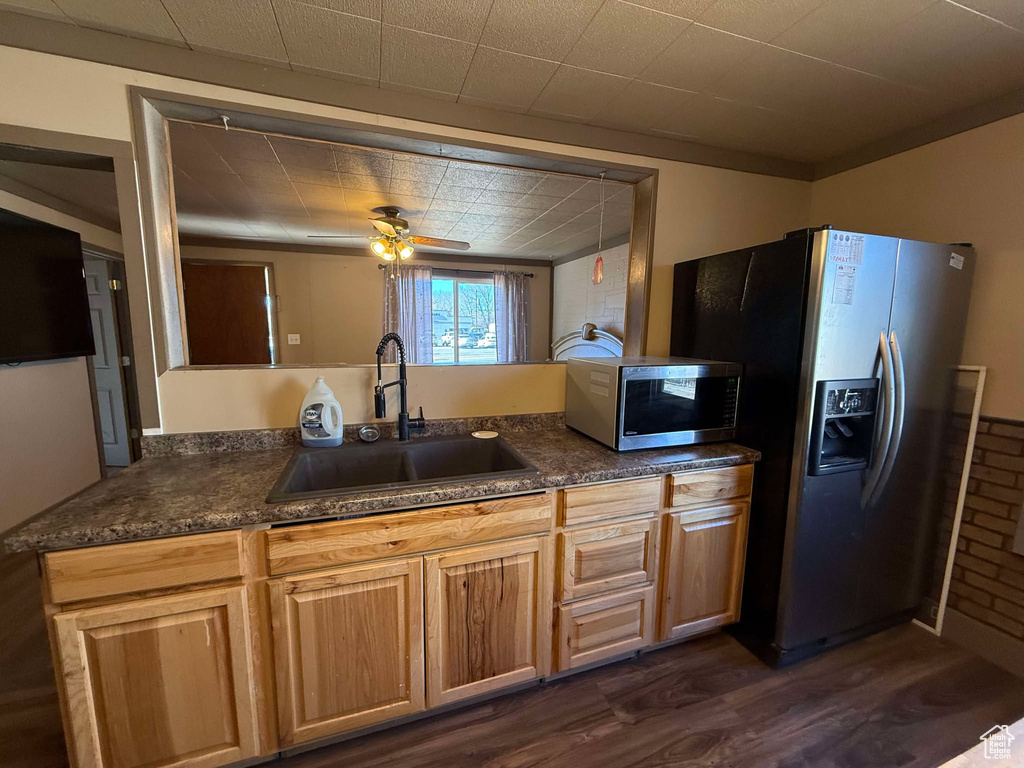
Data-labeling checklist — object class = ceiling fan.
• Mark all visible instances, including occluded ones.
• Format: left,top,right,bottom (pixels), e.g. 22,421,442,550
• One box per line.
309,206,471,260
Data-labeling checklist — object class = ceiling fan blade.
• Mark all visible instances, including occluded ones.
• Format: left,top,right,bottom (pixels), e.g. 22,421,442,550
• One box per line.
370,219,397,237
408,235,471,251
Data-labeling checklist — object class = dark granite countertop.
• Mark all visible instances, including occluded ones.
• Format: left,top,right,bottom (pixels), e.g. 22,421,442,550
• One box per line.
3,428,760,553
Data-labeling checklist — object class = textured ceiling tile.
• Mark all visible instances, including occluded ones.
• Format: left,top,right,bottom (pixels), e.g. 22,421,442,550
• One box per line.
389,177,438,197
337,172,389,191
459,47,559,109
434,184,485,202
475,189,525,205
380,82,460,101
383,0,494,42
623,0,717,17
381,27,476,94
0,0,70,20
269,138,336,170
196,127,279,163
274,1,381,81
531,175,587,197
458,95,530,113
285,166,340,185
529,66,630,120
334,147,393,176
224,157,288,179
697,0,829,42
168,124,235,174
296,0,381,19
241,175,299,195
392,157,449,183
487,171,542,193
439,163,495,189
52,0,185,41
481,0,604,59
953,0,1024,23
840,0,1004,85
554,196,599,213
771,0,936,62
638,23,766,91
563,1,692,77
162,0,288,61
292,182,345,202
591,80,697,132
916,24,1024,106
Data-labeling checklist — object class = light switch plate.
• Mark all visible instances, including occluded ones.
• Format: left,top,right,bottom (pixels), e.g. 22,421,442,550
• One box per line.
287,334,301,345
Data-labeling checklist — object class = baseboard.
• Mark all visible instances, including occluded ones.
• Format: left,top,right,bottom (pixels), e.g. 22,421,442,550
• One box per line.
943,608,1024,679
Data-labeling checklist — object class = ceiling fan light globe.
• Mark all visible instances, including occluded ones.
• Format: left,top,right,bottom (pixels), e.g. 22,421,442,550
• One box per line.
370,237,389,256
397,241,414,259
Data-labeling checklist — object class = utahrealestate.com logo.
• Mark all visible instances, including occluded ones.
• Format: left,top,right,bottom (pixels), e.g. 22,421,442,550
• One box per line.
980,725,1014,760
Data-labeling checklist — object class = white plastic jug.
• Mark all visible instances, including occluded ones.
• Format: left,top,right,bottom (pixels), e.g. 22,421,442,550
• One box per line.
299,376,343,447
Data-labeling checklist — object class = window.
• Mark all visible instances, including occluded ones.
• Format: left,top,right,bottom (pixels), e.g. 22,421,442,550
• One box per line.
431,271,497,365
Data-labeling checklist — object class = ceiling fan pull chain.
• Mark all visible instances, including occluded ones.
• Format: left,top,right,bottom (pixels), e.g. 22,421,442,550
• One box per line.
598,171,605,253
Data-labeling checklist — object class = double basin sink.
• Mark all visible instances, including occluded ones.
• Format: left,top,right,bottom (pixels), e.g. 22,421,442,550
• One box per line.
266,434,539,503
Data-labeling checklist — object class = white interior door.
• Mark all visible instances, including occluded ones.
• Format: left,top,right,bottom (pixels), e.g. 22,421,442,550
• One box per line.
84,257,130,467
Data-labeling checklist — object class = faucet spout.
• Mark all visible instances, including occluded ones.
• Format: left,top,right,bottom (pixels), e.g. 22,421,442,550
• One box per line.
374,333,424,440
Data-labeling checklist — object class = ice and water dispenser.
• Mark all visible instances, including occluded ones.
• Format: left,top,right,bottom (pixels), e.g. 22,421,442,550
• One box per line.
808,379,879,475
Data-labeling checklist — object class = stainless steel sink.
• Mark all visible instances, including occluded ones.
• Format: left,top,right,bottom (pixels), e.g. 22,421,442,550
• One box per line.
266,434,539,503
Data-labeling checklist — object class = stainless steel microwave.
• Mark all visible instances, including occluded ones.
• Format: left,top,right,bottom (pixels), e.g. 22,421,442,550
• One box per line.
565,356,741,450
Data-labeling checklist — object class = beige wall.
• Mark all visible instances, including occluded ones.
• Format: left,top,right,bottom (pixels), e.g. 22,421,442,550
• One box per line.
553,242,629,344
0,189,112,532
157,363,566,432
810,113,1024,421
0,45,811,434
181,245,551,365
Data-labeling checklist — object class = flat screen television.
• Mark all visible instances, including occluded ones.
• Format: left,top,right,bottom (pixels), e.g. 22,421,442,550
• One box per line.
0,208,95,364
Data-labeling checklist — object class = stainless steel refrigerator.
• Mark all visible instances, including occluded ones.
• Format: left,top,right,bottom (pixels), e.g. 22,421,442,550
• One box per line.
671,227,974,666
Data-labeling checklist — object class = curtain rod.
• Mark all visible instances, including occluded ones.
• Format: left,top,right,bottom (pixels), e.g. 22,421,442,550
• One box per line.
377,264,534,277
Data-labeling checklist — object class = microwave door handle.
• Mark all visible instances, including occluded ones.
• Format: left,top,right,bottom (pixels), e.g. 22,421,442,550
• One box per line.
861,331,895,508
870,330,906,506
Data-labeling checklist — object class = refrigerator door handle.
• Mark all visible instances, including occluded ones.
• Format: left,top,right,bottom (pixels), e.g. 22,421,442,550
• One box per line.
870,330,906,506
861,331,895,507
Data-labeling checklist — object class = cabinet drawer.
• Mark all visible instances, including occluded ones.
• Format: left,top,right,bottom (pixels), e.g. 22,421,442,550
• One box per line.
45,530,243,604
558,518,658,602
667,464,753,509
560,477,662,526
265,493,553,575
556,585,655,671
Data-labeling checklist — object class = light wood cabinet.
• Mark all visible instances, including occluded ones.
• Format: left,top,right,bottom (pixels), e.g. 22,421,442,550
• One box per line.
424,536,553,707
556,585,655,670
658,502,750,641
52,586,259,768
560,477,661,526
558,517,659,602
268,557,425,746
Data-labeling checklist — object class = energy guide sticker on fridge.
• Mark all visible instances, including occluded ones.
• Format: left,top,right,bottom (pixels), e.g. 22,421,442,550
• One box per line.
828,232,865,264
832,264,857,305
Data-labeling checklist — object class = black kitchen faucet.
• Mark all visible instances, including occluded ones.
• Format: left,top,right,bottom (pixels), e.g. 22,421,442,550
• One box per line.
374,332,425,441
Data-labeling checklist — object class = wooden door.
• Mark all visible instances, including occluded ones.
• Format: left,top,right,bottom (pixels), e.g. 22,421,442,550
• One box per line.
180,262,272,365
52,586,258,768
659,503,749,641
425,537,553,707
268,558,425,746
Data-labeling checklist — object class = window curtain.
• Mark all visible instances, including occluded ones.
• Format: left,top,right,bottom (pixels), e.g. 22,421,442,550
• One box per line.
493,270,529,363
382,264,433,364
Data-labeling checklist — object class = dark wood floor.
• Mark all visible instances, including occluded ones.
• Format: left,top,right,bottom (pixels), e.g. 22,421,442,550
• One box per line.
4,548,1023,768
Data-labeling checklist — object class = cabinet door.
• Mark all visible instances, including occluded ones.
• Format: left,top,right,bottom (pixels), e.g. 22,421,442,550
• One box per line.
425,536,553,707
556,585,655,671
559,518,658,601
52,586,259,768
659,503,749,641
268,557,424,746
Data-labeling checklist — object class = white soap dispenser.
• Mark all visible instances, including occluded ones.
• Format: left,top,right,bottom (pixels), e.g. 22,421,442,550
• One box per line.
299,376,343,447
